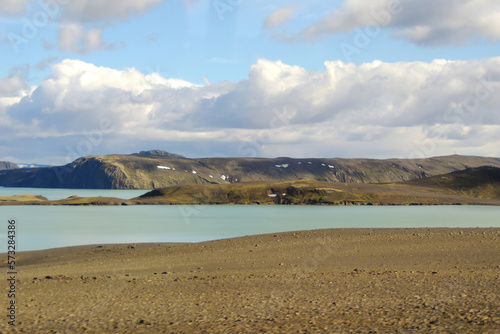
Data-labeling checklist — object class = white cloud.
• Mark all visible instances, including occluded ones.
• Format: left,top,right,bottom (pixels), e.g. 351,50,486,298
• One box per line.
36,56,59,70
2,57,500,161
0,74,30,132
54,0,165,53
0,0,165,54
0,0,164,20
0,75,29,98
0,0,32,16
62,0,164,22
58,22,115,54
263,6,298,28
298,0,500,46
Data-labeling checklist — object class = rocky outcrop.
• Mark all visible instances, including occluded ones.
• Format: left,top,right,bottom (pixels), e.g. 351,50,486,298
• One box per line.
137,150,185,158
0,161,18,170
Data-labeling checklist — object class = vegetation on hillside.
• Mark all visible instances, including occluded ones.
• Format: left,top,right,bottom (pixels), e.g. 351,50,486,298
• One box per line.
407,166,500,199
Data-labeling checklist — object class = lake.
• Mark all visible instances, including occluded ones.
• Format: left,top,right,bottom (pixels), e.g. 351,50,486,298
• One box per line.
1,187,499,251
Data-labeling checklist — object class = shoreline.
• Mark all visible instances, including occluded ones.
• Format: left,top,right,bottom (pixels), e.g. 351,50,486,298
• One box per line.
4,225,500,254
1,179,500,206
1,195,500,206
2,228,499,333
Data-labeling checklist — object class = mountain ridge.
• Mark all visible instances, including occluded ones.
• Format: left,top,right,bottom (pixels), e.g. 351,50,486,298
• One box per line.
0,154,499,189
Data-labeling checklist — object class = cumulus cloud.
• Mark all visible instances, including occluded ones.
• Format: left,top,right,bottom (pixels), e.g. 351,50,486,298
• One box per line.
0,75,29,98
0,74,30,133
263,6,298,28
2,57,500,162
298,0,500,46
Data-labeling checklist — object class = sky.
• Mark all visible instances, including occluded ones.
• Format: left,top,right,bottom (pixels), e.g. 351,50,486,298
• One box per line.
0,0,499,165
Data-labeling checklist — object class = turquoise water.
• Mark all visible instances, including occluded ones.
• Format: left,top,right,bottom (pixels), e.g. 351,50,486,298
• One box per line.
1,204,500,251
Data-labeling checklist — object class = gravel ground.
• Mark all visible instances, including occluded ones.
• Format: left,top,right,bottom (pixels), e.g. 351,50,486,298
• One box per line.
1,228,500,333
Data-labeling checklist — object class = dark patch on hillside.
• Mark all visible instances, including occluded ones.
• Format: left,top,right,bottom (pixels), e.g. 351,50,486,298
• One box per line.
406,166,500,199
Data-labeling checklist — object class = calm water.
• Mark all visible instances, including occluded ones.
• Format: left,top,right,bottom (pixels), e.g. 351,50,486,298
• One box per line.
1,203,499,252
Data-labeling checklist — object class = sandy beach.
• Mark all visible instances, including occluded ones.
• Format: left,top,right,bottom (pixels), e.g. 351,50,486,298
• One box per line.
1,228,500,333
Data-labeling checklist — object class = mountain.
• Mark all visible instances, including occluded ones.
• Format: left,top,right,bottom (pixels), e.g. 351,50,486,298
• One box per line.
138,150,186,158
0,154,499,189
407,166,500,199
0,161,18,170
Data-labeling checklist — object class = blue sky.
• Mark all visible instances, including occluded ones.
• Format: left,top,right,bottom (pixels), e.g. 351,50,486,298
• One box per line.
1,0,500,164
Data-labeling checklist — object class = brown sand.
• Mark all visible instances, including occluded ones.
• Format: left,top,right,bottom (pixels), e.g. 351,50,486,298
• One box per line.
1,228,500,333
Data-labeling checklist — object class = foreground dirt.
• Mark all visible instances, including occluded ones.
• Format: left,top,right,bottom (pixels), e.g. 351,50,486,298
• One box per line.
1,228,500,333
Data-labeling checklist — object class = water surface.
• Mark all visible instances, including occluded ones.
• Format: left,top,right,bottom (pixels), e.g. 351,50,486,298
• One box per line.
2,205,499,252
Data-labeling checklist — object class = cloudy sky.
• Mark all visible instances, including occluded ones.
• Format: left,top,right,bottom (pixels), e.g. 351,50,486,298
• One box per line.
1,0,499,165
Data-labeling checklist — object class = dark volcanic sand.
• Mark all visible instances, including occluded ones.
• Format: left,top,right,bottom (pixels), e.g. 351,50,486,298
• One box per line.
1,228,500,333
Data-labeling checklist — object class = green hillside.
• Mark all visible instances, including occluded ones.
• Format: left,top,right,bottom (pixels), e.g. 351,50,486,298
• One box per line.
407,166,500,199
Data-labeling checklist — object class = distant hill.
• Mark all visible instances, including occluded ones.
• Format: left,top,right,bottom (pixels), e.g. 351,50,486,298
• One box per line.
138,150,185,158
407,166,500,199
0,154,499,189
17,163,52,169
0,161,18,170
135,178,500,206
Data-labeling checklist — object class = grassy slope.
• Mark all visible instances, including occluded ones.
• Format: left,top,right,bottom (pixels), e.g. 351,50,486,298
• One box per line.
406,166,500,199
0,194,48,204
135,179,500,206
